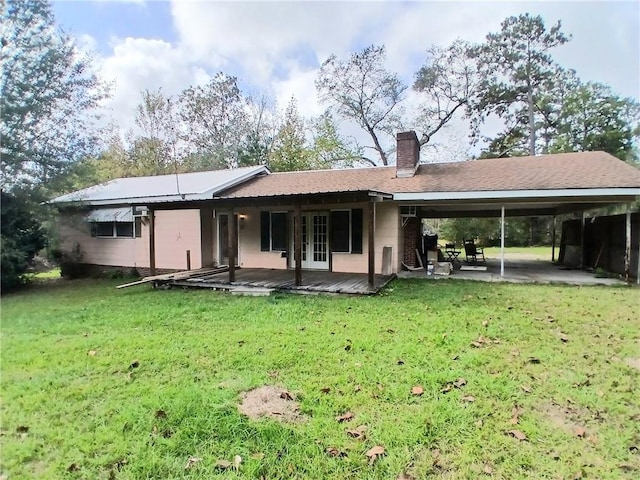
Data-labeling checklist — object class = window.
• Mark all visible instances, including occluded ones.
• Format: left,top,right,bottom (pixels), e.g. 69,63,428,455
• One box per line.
330,208,363,254
260,211,288,251
90,221,136,238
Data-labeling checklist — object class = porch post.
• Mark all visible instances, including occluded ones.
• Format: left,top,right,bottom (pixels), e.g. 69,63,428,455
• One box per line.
149,207,156,276
579,211,586,268
228,209,236,283
294,203,302,286
500,206,505,278
368,200,376,290
551,215,557,262
625,207,631,283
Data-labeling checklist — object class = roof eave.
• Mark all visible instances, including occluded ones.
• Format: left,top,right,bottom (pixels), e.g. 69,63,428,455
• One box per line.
394,188,640,202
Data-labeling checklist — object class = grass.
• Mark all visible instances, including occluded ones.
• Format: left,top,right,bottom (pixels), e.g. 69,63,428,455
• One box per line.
1,278,639,479
483,246,552,260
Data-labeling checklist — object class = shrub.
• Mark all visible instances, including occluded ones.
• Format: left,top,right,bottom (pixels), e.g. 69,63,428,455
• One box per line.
1,192,47,292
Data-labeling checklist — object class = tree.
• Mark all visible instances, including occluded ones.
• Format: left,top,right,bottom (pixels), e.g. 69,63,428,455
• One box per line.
551,82,640,162
179,72,248,169
1,191,46,291
471,14,570,156
268,97,314,172
237,95,278,167
316,45,406,166
413,40,478,148
309,111,364,168
132,88,181,174
1,0,107,197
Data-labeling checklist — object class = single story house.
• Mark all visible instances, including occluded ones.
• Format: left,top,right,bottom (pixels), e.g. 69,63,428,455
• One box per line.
51,131,640,289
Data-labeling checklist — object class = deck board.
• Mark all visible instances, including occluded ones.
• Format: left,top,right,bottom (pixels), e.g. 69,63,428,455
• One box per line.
168,268,394,295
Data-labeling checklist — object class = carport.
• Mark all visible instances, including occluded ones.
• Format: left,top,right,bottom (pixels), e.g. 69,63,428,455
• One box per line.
396,187,640,283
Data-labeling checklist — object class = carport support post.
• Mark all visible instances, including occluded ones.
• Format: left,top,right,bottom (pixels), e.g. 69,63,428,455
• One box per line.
551,215,557,262
294,203,302,287
228,209,236,283
149,208,156,276
579,211,586,268
624,208,631,283
368,200,376,291
500,206,505,278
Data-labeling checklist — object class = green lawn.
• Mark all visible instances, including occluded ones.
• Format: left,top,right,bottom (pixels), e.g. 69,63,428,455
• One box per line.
1,279,639,479
483,246,552,260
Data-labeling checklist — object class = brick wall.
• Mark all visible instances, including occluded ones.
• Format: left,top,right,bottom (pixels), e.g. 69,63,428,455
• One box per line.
403,217,420,267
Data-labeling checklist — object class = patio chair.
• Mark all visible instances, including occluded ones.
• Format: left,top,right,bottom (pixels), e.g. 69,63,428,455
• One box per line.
463,238,485,263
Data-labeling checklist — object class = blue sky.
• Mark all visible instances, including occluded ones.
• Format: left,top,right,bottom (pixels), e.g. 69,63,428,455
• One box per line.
52,0,640,160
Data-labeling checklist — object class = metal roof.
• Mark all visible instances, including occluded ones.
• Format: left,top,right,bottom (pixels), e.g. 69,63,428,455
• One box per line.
50,165,269,206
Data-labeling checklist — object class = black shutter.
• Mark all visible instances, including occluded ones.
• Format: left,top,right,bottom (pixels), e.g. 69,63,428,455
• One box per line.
271,212,287,251
351,208,363,254
330,211,350,252
260,211,270,251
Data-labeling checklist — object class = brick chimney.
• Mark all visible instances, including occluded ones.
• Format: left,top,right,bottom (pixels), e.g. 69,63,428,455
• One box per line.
396,131,420,178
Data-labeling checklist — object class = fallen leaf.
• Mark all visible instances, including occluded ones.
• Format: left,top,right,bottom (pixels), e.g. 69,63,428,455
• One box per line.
560,333,569,343
483,463,493,474
326,447,347,457
336,411,354,422
575,427,586,438
320,387,331,394
154,410,167,419
377,383,384,391
67,463,80,472
440,384,452,394
462,395,475,403
451,355,459,361
16,426,29,434
475,419,483,427
387,329,395,334
510,405,523,424
344,344,352,352
354,385,362,392
233,455,242,469
347,425,367,440
214,459,231,469
471,341,483,348
129,361,140,369
572,469,584,479
185,456,202,469
280,390,294,401
508,430,527,441
521,385,532,393
365,445,385,464
482,320,489,327
88,350,97,356
411,385,424,396
397,473,415,480
250,452,265,460
527,357,541,364
453,378,467,388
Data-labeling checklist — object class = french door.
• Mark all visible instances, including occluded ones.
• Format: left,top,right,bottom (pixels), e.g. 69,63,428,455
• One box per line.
290,212,329,270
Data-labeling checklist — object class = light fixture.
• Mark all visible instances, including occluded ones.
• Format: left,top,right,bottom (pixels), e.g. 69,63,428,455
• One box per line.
239,214,246,230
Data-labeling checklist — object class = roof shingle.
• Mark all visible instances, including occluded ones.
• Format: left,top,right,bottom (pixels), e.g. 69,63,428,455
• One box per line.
219,151,640,199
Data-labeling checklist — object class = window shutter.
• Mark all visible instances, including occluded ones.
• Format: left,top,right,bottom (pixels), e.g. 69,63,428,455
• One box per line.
330,211,350,252
271,212,287,251
260,211,270,251
351,208,363,254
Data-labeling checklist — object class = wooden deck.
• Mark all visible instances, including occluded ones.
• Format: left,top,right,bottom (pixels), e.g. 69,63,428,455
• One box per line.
165,268,395,295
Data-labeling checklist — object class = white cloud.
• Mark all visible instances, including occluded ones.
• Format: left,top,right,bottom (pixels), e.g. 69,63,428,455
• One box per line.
99,37,210,133
89,0,638,158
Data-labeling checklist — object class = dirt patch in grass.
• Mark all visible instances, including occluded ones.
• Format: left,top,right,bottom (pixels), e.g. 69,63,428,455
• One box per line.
238,385,305,423
625,358,640,370
541,402,591,436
